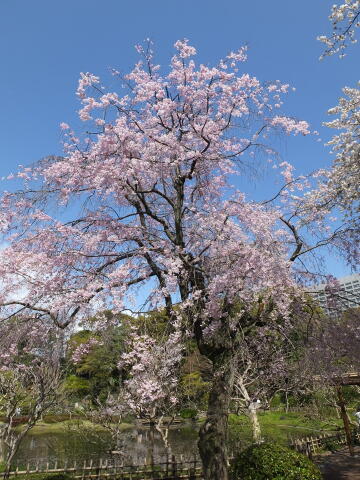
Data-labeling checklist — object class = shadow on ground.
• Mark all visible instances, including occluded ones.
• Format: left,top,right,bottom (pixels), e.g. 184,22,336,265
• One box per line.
317,446,360,480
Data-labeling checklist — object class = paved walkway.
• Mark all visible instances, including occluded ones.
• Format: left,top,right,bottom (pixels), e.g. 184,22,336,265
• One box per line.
316,446,360,479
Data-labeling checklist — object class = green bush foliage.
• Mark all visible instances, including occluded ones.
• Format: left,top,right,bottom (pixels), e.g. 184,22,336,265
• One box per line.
179,408,198,419
231,443,322,480
0,470,72,480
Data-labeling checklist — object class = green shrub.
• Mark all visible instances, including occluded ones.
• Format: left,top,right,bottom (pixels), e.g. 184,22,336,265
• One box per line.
43,415,72,423
231,443,322,480
0,474,73,480
29,474,73,480
179,408,198,419
323,438,340,452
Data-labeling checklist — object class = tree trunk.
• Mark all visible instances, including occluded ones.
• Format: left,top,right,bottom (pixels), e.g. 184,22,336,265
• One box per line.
3,435,22,480
198,353,235,480
336,386,354,457
146,426,155,466
155,416,173,458
2,425,32,479
285,390,289,413
3,449,16,480
248,405,262,444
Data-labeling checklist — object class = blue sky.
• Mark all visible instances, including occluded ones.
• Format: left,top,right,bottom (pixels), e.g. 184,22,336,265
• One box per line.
0,0,358,276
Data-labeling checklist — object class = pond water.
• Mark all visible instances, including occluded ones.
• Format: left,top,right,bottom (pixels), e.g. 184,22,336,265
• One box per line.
1,424,200,468
0,420,334,469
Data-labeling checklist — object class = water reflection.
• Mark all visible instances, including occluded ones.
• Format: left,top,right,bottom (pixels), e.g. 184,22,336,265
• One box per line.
1,421,319,468
8,424,200,468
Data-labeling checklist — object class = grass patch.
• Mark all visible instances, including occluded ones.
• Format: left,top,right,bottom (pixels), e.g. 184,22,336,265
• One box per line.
229,411,342,446
12,419,133,435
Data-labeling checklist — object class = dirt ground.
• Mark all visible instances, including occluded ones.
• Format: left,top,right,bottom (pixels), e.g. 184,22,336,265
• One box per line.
316,446,360,479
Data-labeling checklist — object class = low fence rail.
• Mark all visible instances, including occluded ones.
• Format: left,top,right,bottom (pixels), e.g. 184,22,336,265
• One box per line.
290,429,360,458
5,456,203,480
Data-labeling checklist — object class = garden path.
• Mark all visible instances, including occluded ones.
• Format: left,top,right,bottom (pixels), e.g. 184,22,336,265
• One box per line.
318,446,360,479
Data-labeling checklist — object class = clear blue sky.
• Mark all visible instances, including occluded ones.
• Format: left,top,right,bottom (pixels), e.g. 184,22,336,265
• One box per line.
0,0,358,276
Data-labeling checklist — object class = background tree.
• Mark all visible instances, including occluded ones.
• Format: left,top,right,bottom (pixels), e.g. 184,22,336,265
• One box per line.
307,1,360,270
301,307,360,455
232,328,290,444
231,299,317,443
0,320,62,477
119,328,183,456
65,312,128,402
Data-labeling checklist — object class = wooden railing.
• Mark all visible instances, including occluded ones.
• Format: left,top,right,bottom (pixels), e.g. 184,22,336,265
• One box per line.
290,429,360,458
5,455,203,479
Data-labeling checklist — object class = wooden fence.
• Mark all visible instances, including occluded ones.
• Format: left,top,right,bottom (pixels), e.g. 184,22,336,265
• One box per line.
6,455,203,479
290,429,360,458
5,429,360,478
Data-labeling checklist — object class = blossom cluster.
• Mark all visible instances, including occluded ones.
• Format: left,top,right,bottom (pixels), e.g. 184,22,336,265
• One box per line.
72,338,101,364
119,330,183,418
318,1,360,57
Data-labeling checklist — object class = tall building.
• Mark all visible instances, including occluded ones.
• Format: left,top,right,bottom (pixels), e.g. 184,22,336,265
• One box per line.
309,273,360,316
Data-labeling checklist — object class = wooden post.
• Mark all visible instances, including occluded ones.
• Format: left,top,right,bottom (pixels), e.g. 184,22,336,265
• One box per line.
129,457,133,480
189,455,196,480
171,455,177,480
81,460,86,480
336,385,355,456
165,453,169,478
150,456,155,479
306,438,312,459
97,459,102,480
120,459,124,480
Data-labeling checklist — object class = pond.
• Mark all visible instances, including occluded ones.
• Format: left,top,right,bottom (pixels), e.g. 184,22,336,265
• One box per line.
1,424,200,468
0,416,337,469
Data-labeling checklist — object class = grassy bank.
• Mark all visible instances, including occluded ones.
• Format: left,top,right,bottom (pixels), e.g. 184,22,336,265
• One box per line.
229,410,343,446
0,418,133,435
1,410,343,439
28,419,133,435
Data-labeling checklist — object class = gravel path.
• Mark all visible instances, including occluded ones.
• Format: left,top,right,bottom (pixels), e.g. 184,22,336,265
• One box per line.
316,446,360,479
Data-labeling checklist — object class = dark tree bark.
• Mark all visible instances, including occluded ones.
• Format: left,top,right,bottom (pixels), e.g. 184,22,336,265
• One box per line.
198,351,236,480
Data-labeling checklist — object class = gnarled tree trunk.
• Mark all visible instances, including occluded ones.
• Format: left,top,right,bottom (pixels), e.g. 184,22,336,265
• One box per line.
198,352,236,480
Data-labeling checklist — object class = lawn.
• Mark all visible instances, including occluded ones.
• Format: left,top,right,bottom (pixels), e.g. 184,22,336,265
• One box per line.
228,410,344,446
